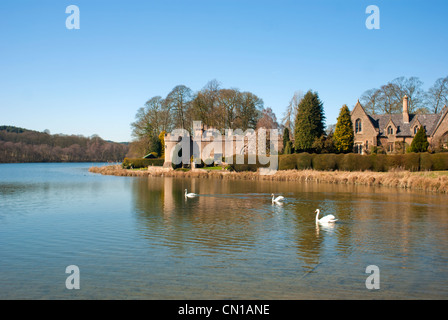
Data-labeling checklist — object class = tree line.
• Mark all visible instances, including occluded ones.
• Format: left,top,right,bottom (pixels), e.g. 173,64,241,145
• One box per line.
280,76,448,155
0,126,129,163
130,75,448,158
129,80,279,157
359,76,448,115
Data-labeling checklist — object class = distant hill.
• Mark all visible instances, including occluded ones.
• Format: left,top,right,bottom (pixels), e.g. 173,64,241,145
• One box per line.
0,125,129,163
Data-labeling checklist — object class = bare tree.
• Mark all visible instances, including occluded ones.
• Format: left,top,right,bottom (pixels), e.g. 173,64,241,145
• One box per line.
256,107,279,130
217,88,241,130
131,96,164,140
166,85,193,131
360,88,381,114
426,76,448,114
237,91,264,131
360,77,425,114
390,76,425,112
281,91,304,135
191,79,221,128
377,83,401,114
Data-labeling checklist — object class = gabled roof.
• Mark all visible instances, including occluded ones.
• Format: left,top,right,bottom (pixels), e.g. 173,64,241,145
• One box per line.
385,117,397,129
368,113,441,137
430,107,448,137
352,100,377,130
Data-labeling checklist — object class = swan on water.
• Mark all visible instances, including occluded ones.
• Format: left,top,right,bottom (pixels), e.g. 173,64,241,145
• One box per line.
185,189,197,198
272,194,285,204
315,209,337,224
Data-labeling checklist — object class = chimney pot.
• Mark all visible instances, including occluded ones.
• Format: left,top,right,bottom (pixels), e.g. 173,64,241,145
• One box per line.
403,95,409,123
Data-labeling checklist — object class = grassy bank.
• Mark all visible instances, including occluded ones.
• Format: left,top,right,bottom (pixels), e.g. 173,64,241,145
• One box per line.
89,165,448,194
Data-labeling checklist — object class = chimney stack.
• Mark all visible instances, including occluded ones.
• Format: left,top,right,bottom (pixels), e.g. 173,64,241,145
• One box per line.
403,95,409,123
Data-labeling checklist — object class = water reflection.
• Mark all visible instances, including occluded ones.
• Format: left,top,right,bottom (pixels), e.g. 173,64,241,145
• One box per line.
130,176,448,299
2,163,448,299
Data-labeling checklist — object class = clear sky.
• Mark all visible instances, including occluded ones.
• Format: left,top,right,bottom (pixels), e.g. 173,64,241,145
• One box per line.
1,0,447,142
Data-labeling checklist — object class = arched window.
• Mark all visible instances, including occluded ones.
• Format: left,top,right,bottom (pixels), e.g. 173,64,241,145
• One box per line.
387,126,393,135
355,119,362,133
414,126,419,135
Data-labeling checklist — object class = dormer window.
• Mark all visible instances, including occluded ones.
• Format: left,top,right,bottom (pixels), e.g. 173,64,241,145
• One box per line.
355,119,362,133
387,126,393,135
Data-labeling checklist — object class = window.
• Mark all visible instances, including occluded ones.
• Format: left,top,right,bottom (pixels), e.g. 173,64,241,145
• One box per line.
365,140,369,151
414,126,419,135
387,126,393,135
387,143,394,153
355,119,362,133
355,143,363,154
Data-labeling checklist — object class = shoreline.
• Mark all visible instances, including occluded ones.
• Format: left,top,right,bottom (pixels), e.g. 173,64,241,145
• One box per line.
89,165,448,194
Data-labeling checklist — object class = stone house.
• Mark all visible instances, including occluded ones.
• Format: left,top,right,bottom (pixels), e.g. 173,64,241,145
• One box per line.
163,122,283,168
351,96,448,154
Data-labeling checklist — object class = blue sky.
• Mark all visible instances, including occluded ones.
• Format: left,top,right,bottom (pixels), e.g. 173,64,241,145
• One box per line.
1,0,447,142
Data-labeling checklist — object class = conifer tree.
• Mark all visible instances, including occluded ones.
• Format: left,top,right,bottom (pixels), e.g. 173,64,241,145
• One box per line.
294,91,325,152
284,141,293,154
333,105,354,153
409,126,429,153
283,127,290,151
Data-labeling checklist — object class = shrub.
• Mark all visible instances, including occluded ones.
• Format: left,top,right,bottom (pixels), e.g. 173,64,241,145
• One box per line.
419,153,433,171
122,157,164,169
295,153,313,170
279,154,297,170
192,157,205,168
386,154,420,171
370,154,388,172
225,152,448,172
409,127,429,153
284,141,293,155
386,154,404,171
338,154,372,171
312,154,338,171
204,158,215,167
430,153,448,171
402,153,420,171
227,155,272,172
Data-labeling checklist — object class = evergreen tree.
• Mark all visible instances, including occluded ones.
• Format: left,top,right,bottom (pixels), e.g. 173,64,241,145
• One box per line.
282,127,290,151
409,126,429,153
333,105,354,153
284,141,293,154
294,91,325,152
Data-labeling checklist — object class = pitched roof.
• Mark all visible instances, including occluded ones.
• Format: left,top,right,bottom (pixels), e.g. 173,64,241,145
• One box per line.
369,113,441,137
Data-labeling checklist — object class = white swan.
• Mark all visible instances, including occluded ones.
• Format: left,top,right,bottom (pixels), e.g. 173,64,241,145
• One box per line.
315,209,337,224
185,189,197,198
272,194,285,204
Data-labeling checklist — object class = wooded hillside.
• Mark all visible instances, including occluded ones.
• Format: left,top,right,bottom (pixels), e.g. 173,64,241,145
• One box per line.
0,126,129,163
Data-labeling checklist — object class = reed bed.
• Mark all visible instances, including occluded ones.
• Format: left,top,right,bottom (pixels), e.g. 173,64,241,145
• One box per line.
89,165,448,194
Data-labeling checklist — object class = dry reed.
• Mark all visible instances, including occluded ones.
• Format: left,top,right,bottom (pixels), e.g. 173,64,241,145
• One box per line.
89,165,448,194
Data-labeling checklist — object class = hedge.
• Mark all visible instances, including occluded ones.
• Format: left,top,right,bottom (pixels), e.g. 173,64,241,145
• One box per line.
123,153,448,171
122,157,164,169
277,153,448,172
227,155,272,172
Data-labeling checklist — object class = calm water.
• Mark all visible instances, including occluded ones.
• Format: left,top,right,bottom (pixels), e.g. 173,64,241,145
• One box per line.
0,163,447,299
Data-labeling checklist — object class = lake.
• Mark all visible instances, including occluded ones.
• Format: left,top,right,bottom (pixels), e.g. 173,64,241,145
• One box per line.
0,163,447,299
